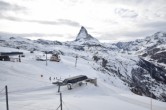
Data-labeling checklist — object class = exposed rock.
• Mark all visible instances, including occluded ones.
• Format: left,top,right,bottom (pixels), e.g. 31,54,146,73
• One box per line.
151,51,166,64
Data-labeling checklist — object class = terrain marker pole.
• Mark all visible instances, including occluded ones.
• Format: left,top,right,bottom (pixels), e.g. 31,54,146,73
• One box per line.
5,85,9,110
75,55,78,67
60,92,63,110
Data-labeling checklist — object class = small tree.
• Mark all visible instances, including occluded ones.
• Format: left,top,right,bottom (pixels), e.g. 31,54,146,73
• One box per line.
93,56,100,62
102,58,108,68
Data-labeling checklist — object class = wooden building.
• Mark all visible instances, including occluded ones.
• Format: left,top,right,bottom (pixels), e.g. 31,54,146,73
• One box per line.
50,54,60,62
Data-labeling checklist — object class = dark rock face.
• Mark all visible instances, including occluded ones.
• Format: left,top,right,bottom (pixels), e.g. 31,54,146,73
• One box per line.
151,51,166,64
138,59,166,83
72,45,84,51
141,45,166,64
131,67,156,98
147,47,160,55
115,41,132,51
131,58,166,101
35,39,62,45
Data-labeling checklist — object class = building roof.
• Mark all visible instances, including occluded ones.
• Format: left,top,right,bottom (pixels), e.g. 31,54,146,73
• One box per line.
64,75,87,81
0,52,23,56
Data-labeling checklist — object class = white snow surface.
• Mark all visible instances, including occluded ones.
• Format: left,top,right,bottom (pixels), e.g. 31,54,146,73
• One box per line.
0,47,166,110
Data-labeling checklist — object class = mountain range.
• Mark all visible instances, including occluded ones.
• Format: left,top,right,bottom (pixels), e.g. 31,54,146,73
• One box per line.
0,27,166,102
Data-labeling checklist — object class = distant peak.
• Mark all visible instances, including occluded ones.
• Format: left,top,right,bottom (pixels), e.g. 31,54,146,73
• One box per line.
80,26,86,31
75,26,89,41
74,26,100,45
154,32,165,36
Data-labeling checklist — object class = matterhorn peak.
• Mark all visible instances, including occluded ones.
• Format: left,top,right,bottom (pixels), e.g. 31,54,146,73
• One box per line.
74,26,100,45
75,26,91,41
79,26,87,34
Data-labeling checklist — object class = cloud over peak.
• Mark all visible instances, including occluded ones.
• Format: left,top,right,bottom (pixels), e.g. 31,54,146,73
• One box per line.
115,8,138,18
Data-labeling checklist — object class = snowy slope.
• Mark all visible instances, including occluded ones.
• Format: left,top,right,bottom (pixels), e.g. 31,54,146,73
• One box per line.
0,47,166,110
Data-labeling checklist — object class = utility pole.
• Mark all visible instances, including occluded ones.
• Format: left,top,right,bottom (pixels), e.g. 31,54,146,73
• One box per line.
56,78,61,93
45,51,47,66
58,83,61,93
150,64,152,110
18,47,21,62
5,85,9,110
19,54,21,62
60,92,62,110
75,55,78,67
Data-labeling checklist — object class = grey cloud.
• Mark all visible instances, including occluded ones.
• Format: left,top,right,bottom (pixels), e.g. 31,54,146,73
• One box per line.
92,0,164,5
99,33,129,40
0,1,26,12
104,19,118,24
57,19,80,27
98,20,166,42
0,14,81,27
98,29,161,42
28,19,81,27
115,8,138,18
138,21,166,35
120,30,155,38
140,21,166,29
0,14,21,21
154,7,166,18
0,31,63,38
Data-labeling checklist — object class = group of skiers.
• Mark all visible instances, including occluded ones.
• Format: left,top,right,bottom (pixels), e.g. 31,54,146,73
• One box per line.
41,74,60,82
49,77,55,81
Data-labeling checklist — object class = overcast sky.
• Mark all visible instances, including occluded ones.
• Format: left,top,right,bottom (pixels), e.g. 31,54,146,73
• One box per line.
0,0,166,42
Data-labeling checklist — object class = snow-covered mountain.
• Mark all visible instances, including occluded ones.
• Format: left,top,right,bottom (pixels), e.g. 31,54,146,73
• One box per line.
0,27,166,104
114,32,166,66
69,26,101,46
115,32,166,51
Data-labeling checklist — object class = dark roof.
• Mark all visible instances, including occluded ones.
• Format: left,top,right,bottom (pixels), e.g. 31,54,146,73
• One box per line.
64,75,87,81
62,75,88,84
0,52,23,56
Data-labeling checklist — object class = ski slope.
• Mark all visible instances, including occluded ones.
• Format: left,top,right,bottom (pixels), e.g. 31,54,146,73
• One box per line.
0,47,166,110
